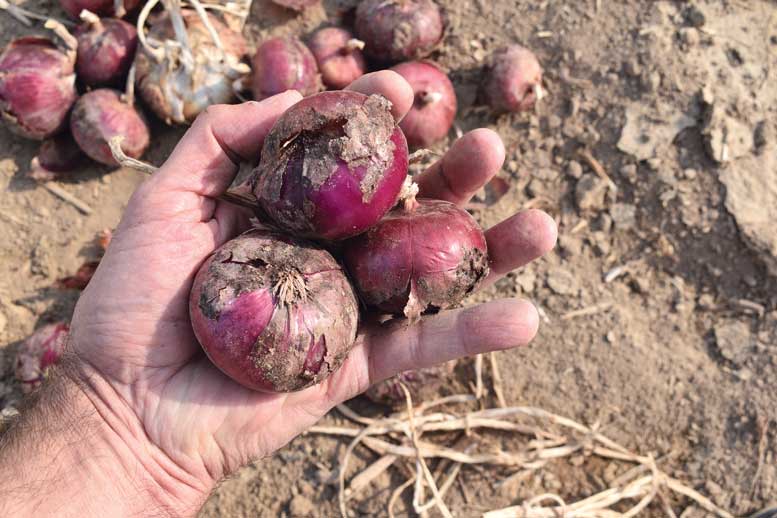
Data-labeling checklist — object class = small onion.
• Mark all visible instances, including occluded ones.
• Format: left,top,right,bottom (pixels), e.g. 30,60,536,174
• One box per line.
483,45,543,113
0,36,77,140
271,0,319,10
75,12,138,87
308,27,367,90
251,37,322,101
29,132,86,182
70,89,149,166
391,60,456,148
343,198,489,319
15,322,69,393
252,91,409,241
355,0,444,63
59,0,141,18
189,229,359,393
365,362,456,406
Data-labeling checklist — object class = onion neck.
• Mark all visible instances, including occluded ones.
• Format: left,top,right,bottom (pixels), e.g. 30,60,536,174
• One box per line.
399,176,420,211
79,9,102,31
343,38,365,54
419,90,443,106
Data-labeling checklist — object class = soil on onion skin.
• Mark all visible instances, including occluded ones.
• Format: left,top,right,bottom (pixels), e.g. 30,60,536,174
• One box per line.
1,1,776,517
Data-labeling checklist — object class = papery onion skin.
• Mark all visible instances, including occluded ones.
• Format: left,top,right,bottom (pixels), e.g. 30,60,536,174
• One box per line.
483,45,543,113
355,0,444,63
59,0,141,19
75,17,138,87
252,91,409,241
70,89,149,166
0,37,77,140
189,229,359,393
391,60,456,148
343,198,489,319
15,322,69,393
308,27,366,90
251,37,322,101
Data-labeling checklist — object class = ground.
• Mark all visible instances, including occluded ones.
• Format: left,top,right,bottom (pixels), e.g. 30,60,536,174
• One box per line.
1,0,776,516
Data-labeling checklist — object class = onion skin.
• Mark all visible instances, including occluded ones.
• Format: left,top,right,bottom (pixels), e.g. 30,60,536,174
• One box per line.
0,37,77,140
189,230,359,393
483,45,543,113
75,17,138,87
251,37,322,101
29,133,86,181
271,0,319,10
391,60,456,148
252,91,409,241
308,28,367,90
15,322,69,393
343,198,489,319
59,0,141,19
355,0,444,63
70,89,149,166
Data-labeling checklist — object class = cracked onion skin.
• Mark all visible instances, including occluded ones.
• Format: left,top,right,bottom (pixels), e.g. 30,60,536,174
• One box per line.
343,198,489,319
75,17,138,87
252,90,409,241
391,60,456,148
70,89,149,166
308,27,366,90
251,37,322,101
483,45,542,113
189,229,359,393
0,37,77,140
60,0,141,18
355,0,444,63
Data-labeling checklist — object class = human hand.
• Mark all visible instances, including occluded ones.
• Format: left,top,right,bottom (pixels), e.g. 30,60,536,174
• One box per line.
2,72,556,516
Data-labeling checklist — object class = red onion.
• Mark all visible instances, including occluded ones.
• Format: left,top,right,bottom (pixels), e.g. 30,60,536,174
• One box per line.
391,61,456,148
15,322,69,393
251,37,322,101
75,12,137,87
343,198,489,319
189,229,359,392
28,132,86,181
252,91,409,241
355,0,444,63
70,89,149,166
308,27,367,90
483,45,543,113
0,36,77,140
271,0,319,10
59,0,141,19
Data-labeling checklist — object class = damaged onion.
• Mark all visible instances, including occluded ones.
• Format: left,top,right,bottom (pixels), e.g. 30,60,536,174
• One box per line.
308,27,366,90
0,36,77,140
391,60,456,147
251,37,322,101
483,45,543,113
189,229,359,393
355,0,444,63
59,0,141,18
75,11,137,87
70,89,149,165
28,132,85,181
343,198,489,319
252,91,409,241
15,322,69,393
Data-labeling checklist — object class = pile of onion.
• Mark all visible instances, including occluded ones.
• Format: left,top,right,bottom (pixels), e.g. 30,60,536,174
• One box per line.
15,321,69,393
251,37,322,101
308,27,366,90
75,11,138,87
189,229,359,392
483,45,544,113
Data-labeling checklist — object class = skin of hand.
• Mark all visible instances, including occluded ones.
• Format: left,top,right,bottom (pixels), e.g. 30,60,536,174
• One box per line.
0,72,557,516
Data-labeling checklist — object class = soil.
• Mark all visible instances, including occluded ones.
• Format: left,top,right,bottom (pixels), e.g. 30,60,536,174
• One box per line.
1,0,776,516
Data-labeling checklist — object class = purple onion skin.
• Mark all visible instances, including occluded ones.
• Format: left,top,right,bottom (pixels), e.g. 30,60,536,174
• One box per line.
0,37,77,140
251,37,322,101
392,61,456,148
252,91,409,241
355,0,444,63
271,0,319,10
59,0,141,19
308,27,367,90
29,133,86,181
15,322,69,393
75,18,138,87
343,199,489,319
483,45,543,113
70,89,149,166
189,230,359,393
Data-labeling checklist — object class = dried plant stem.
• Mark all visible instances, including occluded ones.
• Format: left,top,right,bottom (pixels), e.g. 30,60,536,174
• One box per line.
42,183,93,215
0,0,74,27
474,354,484,399
387,474,416,518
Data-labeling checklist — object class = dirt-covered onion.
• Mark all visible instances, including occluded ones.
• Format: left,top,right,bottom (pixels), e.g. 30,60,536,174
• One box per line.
189,229,359,393
70,89,149,166
251,37,322,101
59,0,141,18
483,45,543,113
0,36,77,140
355,0,444,63
252,91,409,241
134,10,249,124
391,60,456,147
308,27,366,90
29,133,86,181
75,11,137,87
343,198,489,319
15,322,69,392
